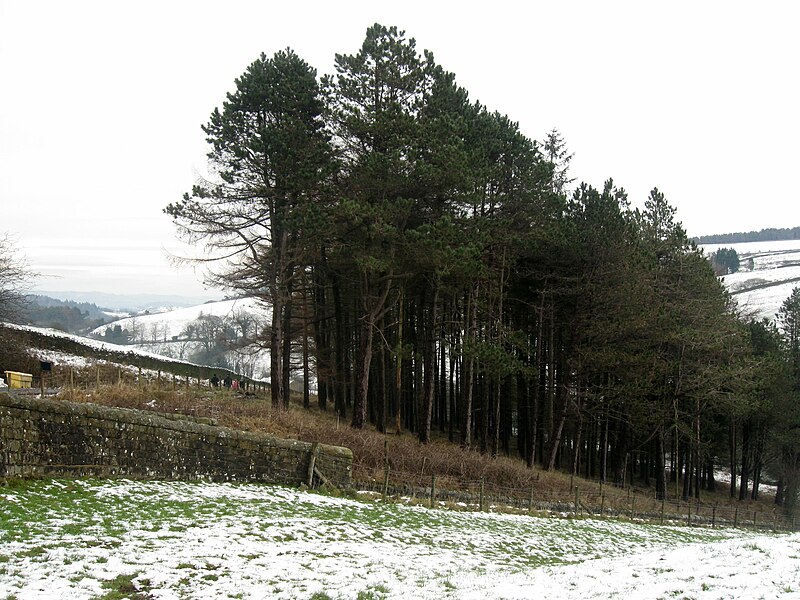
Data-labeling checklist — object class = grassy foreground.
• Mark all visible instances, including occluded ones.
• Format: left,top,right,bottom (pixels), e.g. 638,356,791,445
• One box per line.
49,382,791,527
2,478,796,600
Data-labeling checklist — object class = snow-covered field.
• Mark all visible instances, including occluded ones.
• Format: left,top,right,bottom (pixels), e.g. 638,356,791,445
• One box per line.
1,479,798,599
702,239,800,320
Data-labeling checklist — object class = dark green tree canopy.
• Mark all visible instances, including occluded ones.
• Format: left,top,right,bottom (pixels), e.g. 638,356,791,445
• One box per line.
165,23,799,508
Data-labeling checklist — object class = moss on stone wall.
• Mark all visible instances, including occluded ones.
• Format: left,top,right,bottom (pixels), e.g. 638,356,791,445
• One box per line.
0,393,352,487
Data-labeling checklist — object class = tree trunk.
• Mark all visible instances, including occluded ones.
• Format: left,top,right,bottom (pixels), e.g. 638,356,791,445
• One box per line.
270,294,284,409
656,426,667,500
460,287,477,448
352,274,393,429
546,379,568,471
729,419,737,498
419,282,439,444
739,420,751,501
331,271,347,419
352,315,374,429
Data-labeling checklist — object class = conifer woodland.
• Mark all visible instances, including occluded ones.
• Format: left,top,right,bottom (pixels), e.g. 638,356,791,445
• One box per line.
165,24,800,509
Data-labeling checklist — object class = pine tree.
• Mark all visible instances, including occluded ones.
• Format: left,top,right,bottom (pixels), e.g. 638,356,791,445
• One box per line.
326,24,437,429
778,287,800,386
165,49,332,408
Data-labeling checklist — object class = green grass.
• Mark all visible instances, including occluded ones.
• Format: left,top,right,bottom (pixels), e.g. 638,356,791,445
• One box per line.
96,573,150,600
0,478,790,599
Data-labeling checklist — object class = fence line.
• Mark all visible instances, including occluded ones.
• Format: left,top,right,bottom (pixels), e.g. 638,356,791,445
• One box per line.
5,369,795,533
361,466,797,533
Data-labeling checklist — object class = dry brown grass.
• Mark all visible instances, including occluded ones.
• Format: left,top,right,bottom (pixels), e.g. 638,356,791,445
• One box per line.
54,382,786,523
55,383,574,494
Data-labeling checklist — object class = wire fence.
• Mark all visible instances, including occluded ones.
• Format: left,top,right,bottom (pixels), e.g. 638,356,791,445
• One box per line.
4,368,796,533
358,466,798,533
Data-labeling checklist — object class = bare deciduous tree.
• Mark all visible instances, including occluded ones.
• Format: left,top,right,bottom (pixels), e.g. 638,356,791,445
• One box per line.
0,234,33,323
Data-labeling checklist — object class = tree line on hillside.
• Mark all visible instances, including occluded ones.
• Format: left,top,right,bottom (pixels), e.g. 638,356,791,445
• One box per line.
697,226,800,244
21,295,113,334
165,24,800,509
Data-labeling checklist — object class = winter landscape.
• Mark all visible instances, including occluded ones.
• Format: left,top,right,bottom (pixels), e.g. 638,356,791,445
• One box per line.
703,239,800,321
3,6,800,600
2,479,799,600
2,236,800,599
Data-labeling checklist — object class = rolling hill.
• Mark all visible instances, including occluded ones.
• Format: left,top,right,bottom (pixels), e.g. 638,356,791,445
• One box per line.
88,296,280,384
702,238,800,320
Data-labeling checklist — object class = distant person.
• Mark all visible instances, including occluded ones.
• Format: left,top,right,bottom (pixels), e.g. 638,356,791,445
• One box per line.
223,375,232,389
211,374,219,388
231,379,239,391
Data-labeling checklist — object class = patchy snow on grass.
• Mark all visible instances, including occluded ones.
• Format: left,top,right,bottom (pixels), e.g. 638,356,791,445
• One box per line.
1,479,798,599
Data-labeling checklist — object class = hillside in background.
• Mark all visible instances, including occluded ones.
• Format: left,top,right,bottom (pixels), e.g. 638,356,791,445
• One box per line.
702,239,800,320
21,294,118,334
89,296,278,383
32,290,223,312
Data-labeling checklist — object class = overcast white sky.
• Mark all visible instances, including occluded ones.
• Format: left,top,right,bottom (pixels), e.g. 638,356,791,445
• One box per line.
1,0,798,300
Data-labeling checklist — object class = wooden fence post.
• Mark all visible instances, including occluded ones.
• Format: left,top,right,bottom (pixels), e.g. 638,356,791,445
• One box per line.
630,492,636,521
480,478,485,512
574,487,580,516
712,504,716,529
600,493,605,518
306,442,319,488
660,498,665,525
430,474,436,509
734,507,739,529
528,485,534,515
382,439,390,503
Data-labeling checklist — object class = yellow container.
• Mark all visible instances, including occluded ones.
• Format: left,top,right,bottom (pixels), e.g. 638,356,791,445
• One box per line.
4,371,33,388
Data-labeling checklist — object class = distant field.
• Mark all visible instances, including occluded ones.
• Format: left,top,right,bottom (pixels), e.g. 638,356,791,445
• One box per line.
1,479,798,599
702,239,800,320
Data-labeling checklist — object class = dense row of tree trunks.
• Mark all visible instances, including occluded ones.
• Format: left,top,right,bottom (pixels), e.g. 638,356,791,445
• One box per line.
168,26,800,512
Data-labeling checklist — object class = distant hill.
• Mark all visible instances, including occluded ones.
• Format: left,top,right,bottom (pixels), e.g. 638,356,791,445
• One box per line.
696,226,800,244
0,321,245,384
21,294,116,335
33,290,223,312
90,297,280,383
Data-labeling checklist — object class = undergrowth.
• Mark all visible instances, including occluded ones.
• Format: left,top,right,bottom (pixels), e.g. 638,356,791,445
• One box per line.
49,381,788,528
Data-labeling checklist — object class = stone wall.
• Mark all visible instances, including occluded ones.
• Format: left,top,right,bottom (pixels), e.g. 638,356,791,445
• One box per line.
0,393,352,487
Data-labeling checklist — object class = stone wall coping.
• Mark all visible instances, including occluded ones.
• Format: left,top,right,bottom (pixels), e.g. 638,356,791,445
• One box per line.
0,392,352,461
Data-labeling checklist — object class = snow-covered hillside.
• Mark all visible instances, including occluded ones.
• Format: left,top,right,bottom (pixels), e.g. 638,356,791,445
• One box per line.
703,239,800,320
90,297,268,341
86,296,316,387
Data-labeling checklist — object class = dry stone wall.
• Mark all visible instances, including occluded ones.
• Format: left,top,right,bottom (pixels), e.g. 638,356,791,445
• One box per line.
0,393,352,487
